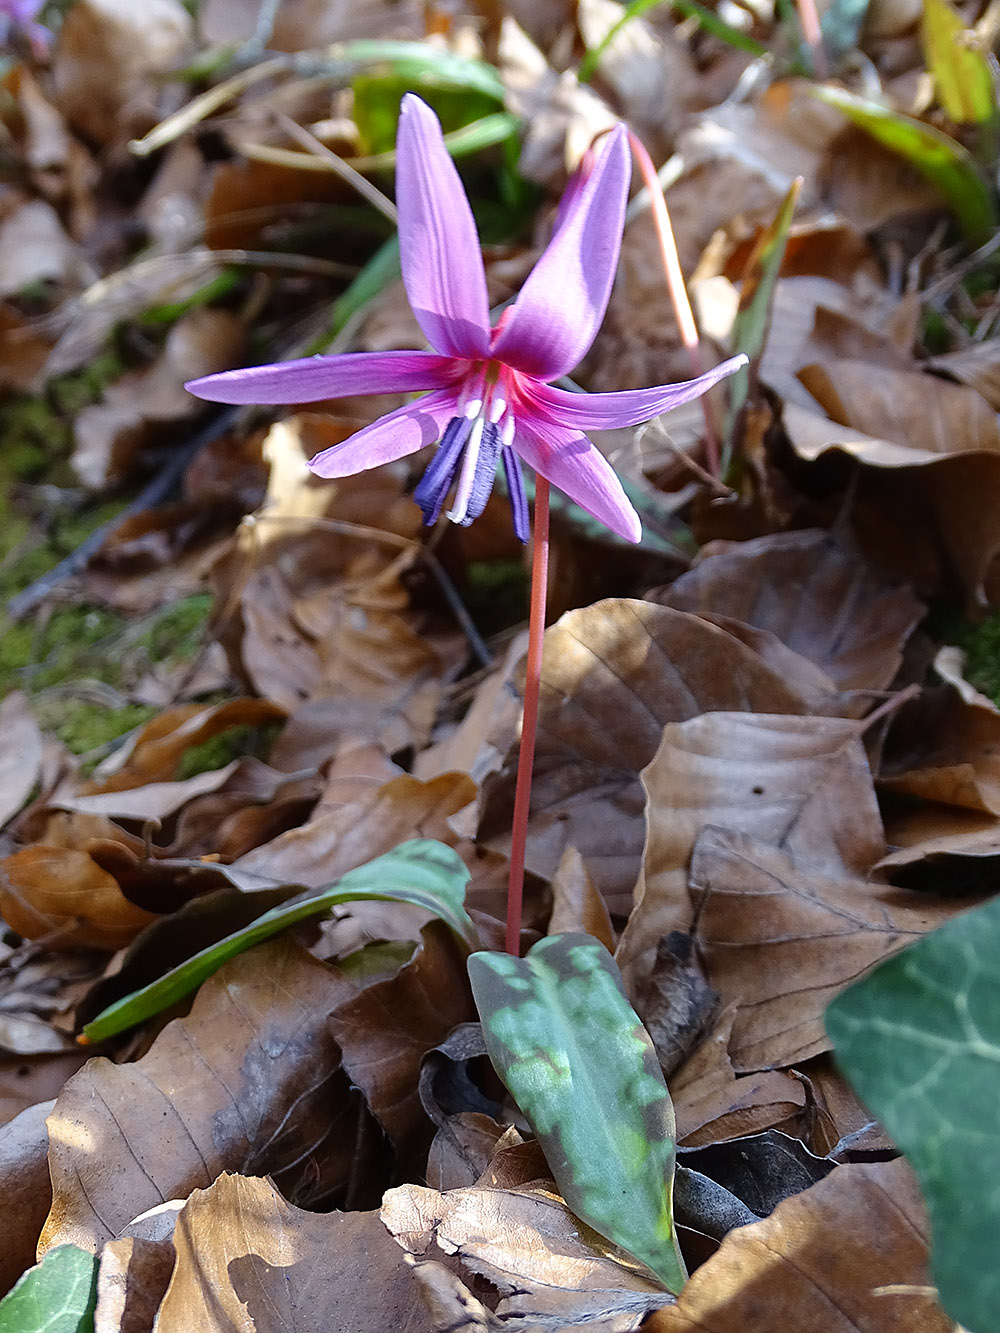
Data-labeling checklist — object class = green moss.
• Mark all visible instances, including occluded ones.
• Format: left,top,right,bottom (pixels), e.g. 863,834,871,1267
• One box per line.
957,610,1000,704
175,721,282,781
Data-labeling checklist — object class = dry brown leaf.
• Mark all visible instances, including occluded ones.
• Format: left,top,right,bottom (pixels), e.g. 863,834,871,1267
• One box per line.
0,692,44,831
39,936,358,1253
0,1099,53,1296
0,196,94,296
70,308,246,489
234,770,476,887
783,401,1000,608
617,712,886,994
650,529,923,693
383,1178,671,1318
798,358,1000,455
646,1158,952,1331
327,921,477,1172
547,845,616,951
689,827,970,1070
880,683,1000,815
480,601,813,913
670,1009,808,1146
94,1235,175,1333
929,337,1000,409
84,698,286,793
51,0,194,146
0,846,157,949
153,1173,429,1333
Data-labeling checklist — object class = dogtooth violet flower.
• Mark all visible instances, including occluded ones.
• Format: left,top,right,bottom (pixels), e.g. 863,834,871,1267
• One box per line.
186,95,746,544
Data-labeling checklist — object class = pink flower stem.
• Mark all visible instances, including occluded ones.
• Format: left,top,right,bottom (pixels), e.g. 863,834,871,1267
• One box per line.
626,129,721,479
505,474,550,956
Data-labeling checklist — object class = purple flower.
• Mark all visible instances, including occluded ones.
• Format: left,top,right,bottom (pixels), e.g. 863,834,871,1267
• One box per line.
187,95,745,543
0,0,50,53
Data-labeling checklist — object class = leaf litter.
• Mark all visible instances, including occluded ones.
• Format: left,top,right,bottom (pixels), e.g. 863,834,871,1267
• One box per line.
2,0,1000,1327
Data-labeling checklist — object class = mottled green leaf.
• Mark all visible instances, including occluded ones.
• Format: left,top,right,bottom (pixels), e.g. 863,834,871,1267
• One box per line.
921,0,995,126
826,895,1000,1333
83,840,476,1044
0,1245,97,1333
810,84,995,244
468,933,686,1292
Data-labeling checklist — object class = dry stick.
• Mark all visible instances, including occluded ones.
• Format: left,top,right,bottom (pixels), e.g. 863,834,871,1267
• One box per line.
505,475,550,957
626,130,721,478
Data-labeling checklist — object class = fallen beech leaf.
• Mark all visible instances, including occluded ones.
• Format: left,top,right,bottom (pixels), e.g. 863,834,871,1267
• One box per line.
480,601,812,911
645,1158,952,1331
799,358,1000,454
85,698,286,793
234,771,476,887
689,828,970,1070
669,1009,808,1146
328,921,476,1172
0,846,157,950
51,0,193,146
40,937,357,1253
153,1173,428,1333
0,1100,53,1297
547,845,616,952
93,1236,174,1333
617,712,886,994
0,197,95,296
382,1178,670,1314
783,401,1000,608
651,529,924,692
0,693,43,831
880,683,1000,815
641,933,719,1079
929,335,1000,409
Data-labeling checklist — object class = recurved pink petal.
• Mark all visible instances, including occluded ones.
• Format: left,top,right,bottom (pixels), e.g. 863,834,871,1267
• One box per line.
490,126,630,382
515,416,641,543
523,355,748,429
396,95,491,359
186,350,462,405
308,387,459,477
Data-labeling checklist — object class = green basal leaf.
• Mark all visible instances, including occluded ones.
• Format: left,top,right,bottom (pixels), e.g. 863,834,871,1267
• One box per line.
83,840,476,1044
469,933,687,1293
826,895,1000,1333
921,0,995,127
809,84,996,244
0,1245,98,1333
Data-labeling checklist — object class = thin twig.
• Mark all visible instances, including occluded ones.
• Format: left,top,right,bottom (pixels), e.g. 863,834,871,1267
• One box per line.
272,112,398,224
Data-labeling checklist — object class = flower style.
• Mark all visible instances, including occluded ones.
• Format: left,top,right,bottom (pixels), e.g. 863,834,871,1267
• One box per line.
187,95,745,543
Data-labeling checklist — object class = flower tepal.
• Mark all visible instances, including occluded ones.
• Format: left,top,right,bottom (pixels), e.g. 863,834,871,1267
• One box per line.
187,95,746,543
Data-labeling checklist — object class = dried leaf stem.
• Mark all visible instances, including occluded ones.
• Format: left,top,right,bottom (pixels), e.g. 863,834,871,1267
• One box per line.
626,129,720,477
506,475,550,955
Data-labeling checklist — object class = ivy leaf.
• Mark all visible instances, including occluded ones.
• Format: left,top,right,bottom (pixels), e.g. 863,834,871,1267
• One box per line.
0,1245,98,1333
468,933,686,1293
826,895,1000,1333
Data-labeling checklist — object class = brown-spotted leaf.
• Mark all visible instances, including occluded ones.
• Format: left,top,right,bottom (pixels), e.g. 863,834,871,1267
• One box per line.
617,712,886,994
39,936,358,1253
646,1158,952,1331
480,601,813,912
650,529,924,693
689,828,972,1070
153,1173,428,1333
